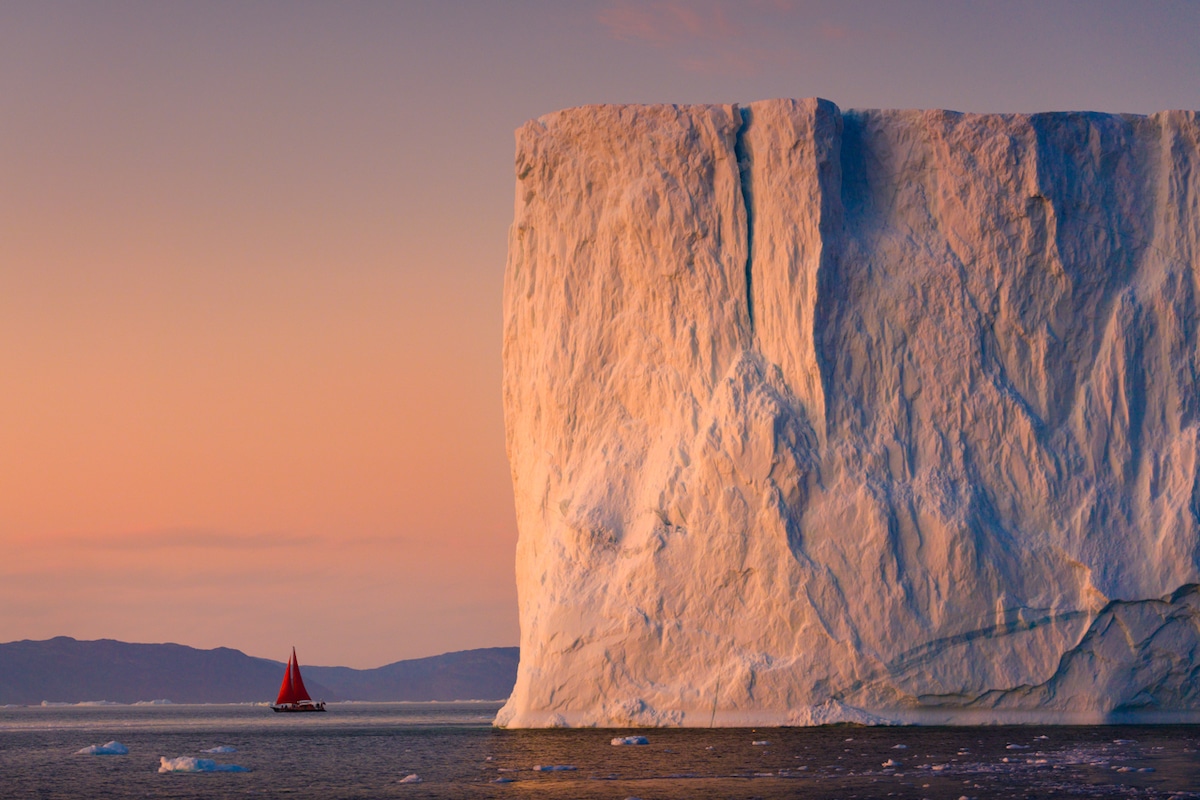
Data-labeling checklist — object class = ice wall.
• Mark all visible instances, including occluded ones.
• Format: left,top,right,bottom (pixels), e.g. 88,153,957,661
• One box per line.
498,99,1200,727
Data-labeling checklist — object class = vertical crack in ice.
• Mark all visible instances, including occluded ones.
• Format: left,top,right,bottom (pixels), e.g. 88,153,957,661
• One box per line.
734,105,755,335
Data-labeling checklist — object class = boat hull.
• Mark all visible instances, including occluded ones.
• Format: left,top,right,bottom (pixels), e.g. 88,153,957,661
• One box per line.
271,701,326,712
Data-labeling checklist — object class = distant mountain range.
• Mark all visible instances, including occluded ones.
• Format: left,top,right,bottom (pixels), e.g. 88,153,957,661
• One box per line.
0,637,518,705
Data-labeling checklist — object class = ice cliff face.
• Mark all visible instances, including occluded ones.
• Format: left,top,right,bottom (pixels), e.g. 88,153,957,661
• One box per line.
498,99,1200,727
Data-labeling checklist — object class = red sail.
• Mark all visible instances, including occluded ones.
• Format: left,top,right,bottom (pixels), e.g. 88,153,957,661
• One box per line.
274,651,297,705
289,648,313,702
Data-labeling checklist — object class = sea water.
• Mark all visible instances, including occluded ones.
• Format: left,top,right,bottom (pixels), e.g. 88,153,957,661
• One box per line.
2,702,1199,798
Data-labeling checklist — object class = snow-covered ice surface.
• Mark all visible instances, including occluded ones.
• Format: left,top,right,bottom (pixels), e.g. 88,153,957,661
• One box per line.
500,98,1200,727
76,740,128,755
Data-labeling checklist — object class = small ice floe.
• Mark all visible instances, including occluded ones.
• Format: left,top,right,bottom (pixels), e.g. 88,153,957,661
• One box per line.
77,741,128,756
1034,735,1049,740
201,746,237,754
751,740,770,746
882,758,902,768
398,774,422,784
493,777,514,783
892,744,908,749
158,756,248,773
611,735,649,746
532,765,576,772
134,699,173,705
1005,744,1029,750
1112,739,1136,744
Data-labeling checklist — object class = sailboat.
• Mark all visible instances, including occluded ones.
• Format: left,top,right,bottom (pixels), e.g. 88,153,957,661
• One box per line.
270,647,326,712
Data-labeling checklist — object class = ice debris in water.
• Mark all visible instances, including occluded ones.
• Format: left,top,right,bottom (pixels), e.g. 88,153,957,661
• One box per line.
398,774,422,784
1006,744,1029,750
201,746,237,754
892,744,908,749
158,756,248,773
752,740,770,746
882,759,902,768
612,735,649,745
533,765,576,772
77,741,128,755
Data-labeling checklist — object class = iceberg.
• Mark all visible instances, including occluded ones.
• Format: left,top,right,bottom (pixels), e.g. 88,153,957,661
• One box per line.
498,99,1200,727
158,756,248,773
611,735,650,745
77,741,128,755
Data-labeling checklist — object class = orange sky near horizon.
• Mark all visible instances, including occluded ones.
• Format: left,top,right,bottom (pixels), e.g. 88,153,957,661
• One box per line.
2,1,1198,668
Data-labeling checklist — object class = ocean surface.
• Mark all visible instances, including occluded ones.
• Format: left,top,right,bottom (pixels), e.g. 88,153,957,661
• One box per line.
2,702,1199,798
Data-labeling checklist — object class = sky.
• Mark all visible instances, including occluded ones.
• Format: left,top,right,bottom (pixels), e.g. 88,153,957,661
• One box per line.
2,0,1198,669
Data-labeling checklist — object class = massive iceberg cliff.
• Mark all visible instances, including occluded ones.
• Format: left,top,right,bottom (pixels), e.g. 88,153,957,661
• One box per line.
497,99,1200,727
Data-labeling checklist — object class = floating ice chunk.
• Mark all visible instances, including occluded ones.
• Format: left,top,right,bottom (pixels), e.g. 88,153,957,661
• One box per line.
493,777,514,783
882,758,902,768
77,741,128,755
752,740,770,746
892,744,908,749
201,746,237,754
1005,744,1029,750
1034,735,1048,740
398,774,422,783
1112,739,1136,744
611,735,649,746
532,764,576,771
134,699,173,705
158,756,248,773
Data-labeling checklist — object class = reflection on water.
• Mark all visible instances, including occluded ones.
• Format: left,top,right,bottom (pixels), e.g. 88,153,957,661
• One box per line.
1,702,1198,798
